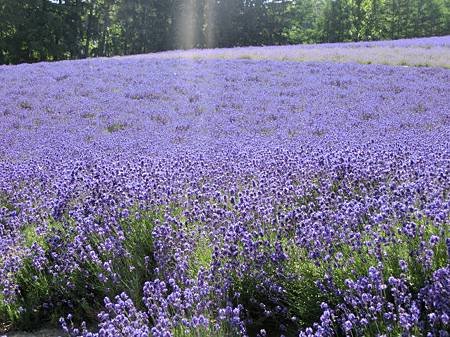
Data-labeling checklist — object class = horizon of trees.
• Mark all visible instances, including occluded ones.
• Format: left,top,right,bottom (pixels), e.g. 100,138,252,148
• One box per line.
0,0,449,65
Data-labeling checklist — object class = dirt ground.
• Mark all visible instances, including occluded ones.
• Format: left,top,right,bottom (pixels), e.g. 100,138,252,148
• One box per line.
2,329,63,337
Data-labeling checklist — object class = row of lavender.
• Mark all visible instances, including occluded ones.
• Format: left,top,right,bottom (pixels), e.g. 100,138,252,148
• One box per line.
0,50,449,336
151,35,450,68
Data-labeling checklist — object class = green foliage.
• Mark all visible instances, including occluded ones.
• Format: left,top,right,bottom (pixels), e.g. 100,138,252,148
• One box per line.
0,295,19,332
1,209,160,330
0,192,15,212
282,246,333,328
242,216,450,334
106,122,127,133
283,0,321,43
2,201,447,334
188,237,213,279
381,218,449,290
172,317,241,337
4,220,97,329
1,0,448,65
172,321,240,337
112,209,159,308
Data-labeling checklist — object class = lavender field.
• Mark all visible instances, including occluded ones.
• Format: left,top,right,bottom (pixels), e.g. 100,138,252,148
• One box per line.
0,37,449,337
153,35,450,68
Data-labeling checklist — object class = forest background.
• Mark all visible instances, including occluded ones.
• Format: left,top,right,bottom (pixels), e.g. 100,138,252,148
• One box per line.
1,0,449,65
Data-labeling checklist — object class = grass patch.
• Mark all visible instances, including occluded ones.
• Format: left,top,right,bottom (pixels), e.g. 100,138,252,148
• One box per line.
19,101,32,110
106,122,127,133
282,246,332,329
111,209,159,308
188,237,213,279
0,192,15,211
0,296,18,333
81,112,96,119
238,54,253,60
172,320,240,337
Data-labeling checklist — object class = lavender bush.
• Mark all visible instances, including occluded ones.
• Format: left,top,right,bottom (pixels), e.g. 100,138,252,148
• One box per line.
0,40,449,337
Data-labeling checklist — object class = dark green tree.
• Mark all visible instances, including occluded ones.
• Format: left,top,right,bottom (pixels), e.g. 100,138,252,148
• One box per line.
0,0,449,64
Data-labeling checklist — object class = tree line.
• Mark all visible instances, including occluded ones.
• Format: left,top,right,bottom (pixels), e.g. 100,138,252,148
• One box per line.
0,0,449,65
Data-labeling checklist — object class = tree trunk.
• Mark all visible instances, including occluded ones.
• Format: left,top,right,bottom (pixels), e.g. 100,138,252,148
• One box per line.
84,5,93,58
